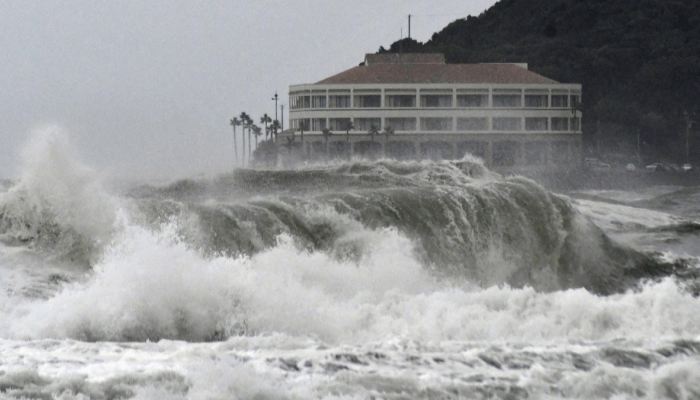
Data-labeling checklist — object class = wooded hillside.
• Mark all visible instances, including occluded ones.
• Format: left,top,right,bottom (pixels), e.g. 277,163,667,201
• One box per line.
381,0,700,163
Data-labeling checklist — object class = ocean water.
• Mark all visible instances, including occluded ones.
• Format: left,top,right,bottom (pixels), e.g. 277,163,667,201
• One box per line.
1,130,699,400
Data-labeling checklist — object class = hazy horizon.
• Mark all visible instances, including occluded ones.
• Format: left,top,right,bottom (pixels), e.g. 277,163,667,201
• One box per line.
0,0,498,180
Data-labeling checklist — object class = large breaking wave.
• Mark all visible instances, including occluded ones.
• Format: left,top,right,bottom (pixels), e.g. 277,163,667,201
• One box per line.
0,129,696,344
127,160,668,295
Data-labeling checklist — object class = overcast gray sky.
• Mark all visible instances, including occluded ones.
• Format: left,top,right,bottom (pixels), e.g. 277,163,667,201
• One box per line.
0,0,498,179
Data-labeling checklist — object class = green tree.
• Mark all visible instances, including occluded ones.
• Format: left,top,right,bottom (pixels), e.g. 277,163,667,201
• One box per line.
344,120,354,143
379,0,700,159
367,123,379,142
297,120,308,158
260,114,272,140
253,139,277,167
270,120,281,140
252,125,262,149
321,128,333,160
284,134,295,152
239,112,251,165
229,117,241,167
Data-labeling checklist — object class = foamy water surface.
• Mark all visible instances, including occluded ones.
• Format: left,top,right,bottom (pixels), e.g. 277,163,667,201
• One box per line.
1,129,700,399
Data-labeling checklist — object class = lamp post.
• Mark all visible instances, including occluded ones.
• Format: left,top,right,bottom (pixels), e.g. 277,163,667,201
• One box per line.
272,93,279,138
281,104,284,132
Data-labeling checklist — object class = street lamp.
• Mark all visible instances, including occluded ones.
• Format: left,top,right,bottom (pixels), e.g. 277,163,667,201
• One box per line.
272,93,279,138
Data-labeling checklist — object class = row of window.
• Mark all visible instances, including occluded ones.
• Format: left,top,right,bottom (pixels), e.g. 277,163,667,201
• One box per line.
289,94,580,110
291,117,581,132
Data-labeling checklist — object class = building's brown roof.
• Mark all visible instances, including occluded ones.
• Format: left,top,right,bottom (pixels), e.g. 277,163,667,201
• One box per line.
316,63,559,85
365,53,445,65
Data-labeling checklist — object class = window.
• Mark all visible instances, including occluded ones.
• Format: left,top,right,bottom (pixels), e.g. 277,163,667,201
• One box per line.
570,94,581,107
385,117,416,131
329,95,351,108
385,95,416,108
492,117,521,131
525,118,548,131
525,95,548,108
311,95,326,109
291,96,310,109
456,117,488,131
493,142,519,167
551,117,569,131
492,95,521,107
551,95,568,108
292,118,310,131
420,95,453,107
329,118,351,131
457,94,488,107
311,118,326,131
356,118,381,131
354,95,381,108
420,117,453,131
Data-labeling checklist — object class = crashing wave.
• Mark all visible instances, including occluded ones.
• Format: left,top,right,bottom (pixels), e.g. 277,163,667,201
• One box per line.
0,128,118,266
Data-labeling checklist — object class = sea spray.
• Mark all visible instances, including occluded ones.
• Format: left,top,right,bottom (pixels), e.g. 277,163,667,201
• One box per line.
2,135,700,398
6,210,700,344
130,161,657,294
0,128,118,266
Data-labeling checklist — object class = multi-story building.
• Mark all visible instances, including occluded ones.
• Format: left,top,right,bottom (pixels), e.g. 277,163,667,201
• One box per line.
285,53,582,170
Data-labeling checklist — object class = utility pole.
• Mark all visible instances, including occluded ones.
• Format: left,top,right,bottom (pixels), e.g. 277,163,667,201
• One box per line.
281,104,284,132
408,15,411,39
272,92,279,138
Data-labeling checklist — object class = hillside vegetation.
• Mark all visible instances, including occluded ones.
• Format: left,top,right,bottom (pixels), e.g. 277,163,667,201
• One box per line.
381,0,700,164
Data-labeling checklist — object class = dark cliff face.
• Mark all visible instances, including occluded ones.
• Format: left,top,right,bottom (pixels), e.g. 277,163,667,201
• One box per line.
382,0,700,162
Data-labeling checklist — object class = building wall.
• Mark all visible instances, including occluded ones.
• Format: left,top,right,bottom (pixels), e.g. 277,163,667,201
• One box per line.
284,82,582,170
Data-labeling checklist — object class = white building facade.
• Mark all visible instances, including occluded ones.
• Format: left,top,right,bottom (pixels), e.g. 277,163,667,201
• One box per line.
285,54,582,170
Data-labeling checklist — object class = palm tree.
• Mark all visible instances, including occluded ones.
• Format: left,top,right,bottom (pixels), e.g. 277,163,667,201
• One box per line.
382,126,395,158
344,120,354,143
252,125,262,149
270,120,281,141
239,112,250,165
230,117,241,167
321,128,333,160
260,114,272,140
297,120,308,158
284,133,295,151
246,116,253,160
367,123,379,142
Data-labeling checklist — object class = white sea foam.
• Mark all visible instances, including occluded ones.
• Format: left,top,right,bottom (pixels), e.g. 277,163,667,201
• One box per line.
4,209,700,346
2,128,700,398
0,127,118,263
